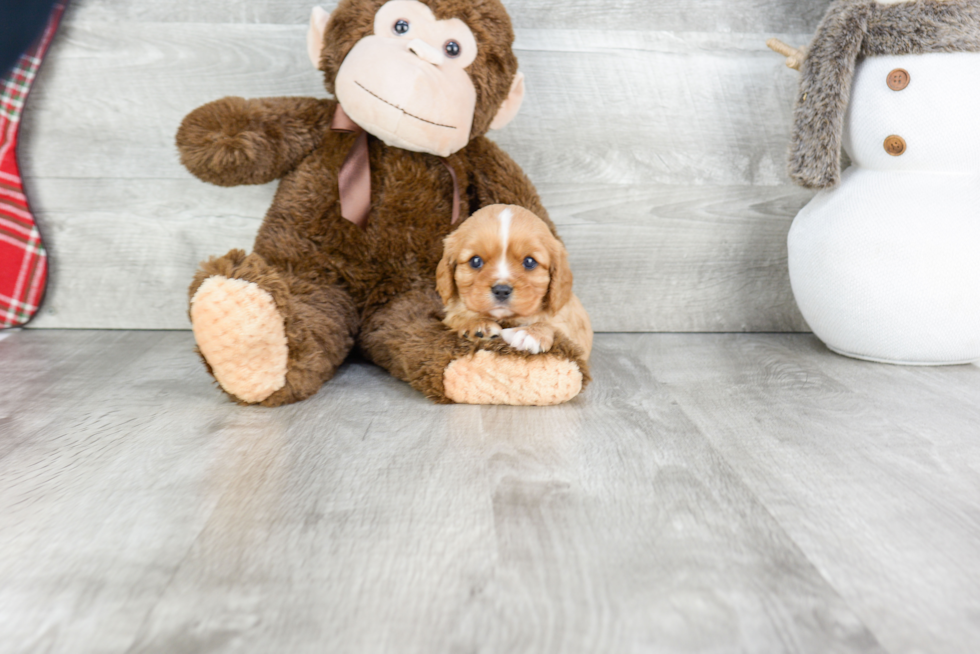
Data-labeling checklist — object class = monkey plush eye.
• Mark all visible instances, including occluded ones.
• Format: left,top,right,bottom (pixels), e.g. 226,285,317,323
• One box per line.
393,19,410,35
444,40,461,58
522,257,538,270
469,255,484,269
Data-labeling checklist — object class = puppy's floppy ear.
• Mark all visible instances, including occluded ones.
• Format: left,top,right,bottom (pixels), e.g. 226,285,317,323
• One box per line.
545,235,573,314
436,233,460,304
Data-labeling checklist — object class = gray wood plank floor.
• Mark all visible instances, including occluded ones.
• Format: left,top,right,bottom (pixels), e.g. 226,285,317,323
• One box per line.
1,330,978,654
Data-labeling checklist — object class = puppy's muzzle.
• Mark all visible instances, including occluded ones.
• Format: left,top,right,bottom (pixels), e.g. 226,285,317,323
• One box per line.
492,284,513,302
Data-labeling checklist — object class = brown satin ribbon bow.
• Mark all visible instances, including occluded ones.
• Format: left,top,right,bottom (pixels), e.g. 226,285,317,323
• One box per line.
330,105,461,229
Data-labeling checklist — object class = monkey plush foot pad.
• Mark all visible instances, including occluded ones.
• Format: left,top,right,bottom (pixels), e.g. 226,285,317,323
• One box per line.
443,350,583,406
190,276,289,404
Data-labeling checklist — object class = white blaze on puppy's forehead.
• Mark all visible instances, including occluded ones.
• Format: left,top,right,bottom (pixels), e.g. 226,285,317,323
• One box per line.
496,207,513,280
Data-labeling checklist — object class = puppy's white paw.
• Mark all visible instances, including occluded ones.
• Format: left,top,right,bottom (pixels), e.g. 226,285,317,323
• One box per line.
501,328,543,354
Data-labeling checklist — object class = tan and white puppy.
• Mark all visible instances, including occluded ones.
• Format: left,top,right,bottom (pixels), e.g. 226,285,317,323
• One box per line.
437,205,593,358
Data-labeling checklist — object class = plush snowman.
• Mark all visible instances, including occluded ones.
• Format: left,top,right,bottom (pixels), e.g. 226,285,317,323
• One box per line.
769,0,980,365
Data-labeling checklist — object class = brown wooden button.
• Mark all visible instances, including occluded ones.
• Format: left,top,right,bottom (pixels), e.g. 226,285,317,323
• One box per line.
887,68,910,91
884,135,907,156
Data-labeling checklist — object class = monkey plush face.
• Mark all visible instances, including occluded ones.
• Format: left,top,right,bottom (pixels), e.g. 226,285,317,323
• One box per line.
308,0,526,157
335,1,478,155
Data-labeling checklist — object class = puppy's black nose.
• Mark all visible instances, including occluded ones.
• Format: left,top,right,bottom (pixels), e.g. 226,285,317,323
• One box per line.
492,284,513,301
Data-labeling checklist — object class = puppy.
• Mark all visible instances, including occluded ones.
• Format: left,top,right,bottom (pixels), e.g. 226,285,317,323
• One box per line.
437,204,593,358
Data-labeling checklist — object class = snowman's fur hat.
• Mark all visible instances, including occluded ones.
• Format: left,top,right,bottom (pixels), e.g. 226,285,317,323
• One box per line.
790,0,980,190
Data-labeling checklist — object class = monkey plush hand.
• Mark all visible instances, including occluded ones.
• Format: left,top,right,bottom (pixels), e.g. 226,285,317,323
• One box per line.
176,0,590,406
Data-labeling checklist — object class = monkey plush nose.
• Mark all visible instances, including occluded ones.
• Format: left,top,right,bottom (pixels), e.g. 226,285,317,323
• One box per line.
492,284,513,302
408,39,445,66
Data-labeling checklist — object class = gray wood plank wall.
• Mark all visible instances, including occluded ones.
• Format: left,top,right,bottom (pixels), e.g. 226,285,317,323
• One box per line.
18,0,832,331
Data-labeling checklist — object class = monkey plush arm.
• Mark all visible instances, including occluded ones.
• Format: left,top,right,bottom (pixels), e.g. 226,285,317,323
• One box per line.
176,96,335,187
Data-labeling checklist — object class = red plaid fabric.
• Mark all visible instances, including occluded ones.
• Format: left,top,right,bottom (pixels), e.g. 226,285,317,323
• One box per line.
0,2,67,328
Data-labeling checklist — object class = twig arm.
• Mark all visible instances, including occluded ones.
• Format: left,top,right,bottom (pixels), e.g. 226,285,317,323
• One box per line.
766,38,805,71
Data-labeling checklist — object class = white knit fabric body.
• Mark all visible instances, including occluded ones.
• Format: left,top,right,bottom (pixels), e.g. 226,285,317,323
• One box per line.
789,52,980,364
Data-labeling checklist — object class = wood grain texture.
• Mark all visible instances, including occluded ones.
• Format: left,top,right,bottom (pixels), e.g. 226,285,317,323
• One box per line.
23,178,811,331
24,179,266,329
17,2,821,331
546,183,812,332
63,0,833,32
647,334,980,654
20,25,808,186
0,330,912,654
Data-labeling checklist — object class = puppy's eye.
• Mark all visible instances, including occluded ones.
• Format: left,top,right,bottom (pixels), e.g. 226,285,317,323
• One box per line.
444,40,461,58
393,19,410,35
469,256,484,269
522,257,538,270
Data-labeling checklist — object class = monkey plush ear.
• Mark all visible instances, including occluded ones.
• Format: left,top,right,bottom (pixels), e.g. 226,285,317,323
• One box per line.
489,72,526,131
307,6,331,70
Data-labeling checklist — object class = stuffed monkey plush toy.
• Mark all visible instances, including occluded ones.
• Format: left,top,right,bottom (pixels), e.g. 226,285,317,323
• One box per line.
177,0,590,406
768,0,980,365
